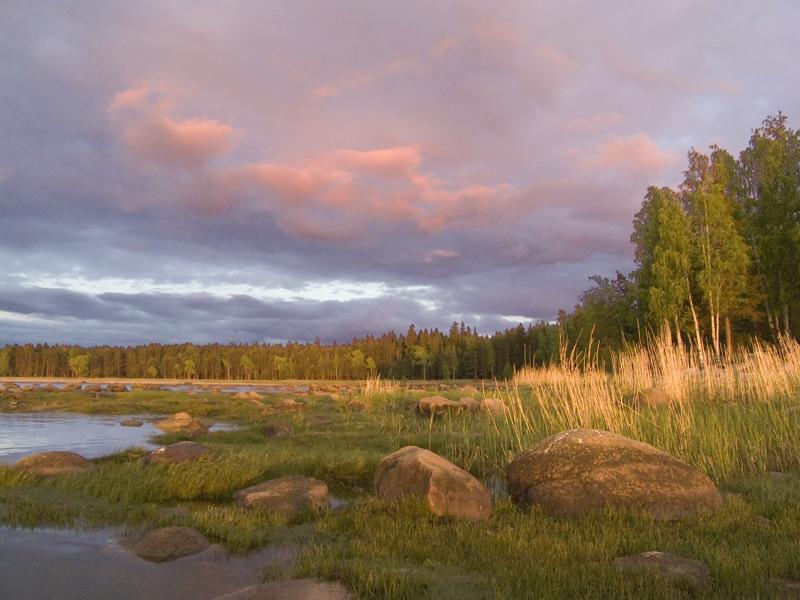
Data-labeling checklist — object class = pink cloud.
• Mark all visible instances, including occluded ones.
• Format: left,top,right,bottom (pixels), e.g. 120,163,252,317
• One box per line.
109,85,235,169
122,116,234,168
574,133,677,172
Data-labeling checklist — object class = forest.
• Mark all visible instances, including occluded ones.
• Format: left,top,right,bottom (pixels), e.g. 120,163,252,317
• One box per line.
1,113,798,381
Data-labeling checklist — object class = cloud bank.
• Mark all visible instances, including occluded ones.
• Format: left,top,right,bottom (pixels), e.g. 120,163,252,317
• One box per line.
1,1,798,345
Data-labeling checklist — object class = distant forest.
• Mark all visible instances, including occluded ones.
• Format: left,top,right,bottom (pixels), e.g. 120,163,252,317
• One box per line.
2,113,799,380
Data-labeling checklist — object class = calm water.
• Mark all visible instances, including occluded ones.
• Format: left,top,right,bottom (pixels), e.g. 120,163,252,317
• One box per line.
0,412,235,465
0,528,296,600
0,412,163,464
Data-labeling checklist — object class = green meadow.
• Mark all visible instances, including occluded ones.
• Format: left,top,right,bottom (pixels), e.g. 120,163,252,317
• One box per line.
3,335,800,599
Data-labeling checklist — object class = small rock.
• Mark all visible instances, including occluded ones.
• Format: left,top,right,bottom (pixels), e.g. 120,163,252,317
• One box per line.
233,475,330,514
145,441,211,465
120,419,144,427
118,526,210,563
481,398,507,416
155,412,209,435
15,451,95,476
262,421,294,437
276,399,304,413
633,386,670,407
247,391,265,400
234,392,250,400
613,551,711,587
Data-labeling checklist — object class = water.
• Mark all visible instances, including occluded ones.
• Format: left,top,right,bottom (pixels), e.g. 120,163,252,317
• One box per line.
0,527,296,600
0,412,164,465
0,413,290,599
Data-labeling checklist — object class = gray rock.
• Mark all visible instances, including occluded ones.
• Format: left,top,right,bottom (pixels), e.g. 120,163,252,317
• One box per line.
613,551,711,587
506,429,723,519
375,446,492,521
233,475,330,514
120,419,144,427
145,441,211,465
211,579,353,600
118,526,210,563
15,451,95,476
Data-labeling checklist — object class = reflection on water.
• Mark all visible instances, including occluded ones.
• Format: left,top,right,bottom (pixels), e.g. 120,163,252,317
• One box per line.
0,528,295,600
0,413,164,464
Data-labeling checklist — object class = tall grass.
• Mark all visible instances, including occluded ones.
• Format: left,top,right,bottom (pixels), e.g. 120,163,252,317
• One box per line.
495,331,800,482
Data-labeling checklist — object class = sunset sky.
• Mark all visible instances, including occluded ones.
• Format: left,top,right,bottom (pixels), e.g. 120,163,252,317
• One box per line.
2,1,799,347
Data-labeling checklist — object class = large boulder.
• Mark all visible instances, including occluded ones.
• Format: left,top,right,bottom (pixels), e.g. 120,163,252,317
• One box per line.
118,526,210,563
211,579,353,600
15,451,95,476
506,429,723,519
155,412,209,435
233,475,330,514
145,441,211,465
374,446,492,521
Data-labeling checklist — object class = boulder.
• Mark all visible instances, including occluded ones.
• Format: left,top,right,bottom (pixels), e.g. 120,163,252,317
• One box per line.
633,387,671,407
83,383,102,393
506,429,723,519
62,381,83,391
613,551,711,587
118,526,210,563
461,385,480,394
418,396,465,416
247,391,265,400
233,475,330,514
457,397,481,413
145,441,211,465
262,421,294,437
481,398,507,416
120,419,144,427
275,399,304,413
346,399,367,411
374,446,492,521
155,412,209,435
211,579,353,600
15,451,95,476
106,382,127,392
234,392,250,400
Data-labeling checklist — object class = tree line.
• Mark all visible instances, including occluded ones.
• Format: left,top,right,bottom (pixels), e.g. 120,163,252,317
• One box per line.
0,321,564,381
2,114,797,380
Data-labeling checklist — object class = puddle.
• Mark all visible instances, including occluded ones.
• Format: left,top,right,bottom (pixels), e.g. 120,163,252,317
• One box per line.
0,527,295,600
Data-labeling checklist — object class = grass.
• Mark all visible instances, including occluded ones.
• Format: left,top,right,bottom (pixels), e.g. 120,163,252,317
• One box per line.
3,335,800,597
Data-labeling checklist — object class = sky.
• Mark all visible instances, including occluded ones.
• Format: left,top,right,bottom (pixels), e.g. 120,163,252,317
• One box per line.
1,1,799,348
